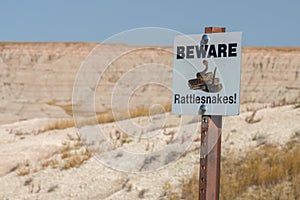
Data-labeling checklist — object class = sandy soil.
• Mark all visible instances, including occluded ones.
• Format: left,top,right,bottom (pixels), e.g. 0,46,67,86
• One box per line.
0,105,299,199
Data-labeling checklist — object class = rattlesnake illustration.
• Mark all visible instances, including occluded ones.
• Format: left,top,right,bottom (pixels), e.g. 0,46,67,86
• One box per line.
188,60,222,93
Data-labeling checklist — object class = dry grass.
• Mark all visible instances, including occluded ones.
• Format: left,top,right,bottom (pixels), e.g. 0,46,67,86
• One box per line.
43,118,75,131
47,101,73,116
39,134,92,172
167,136,300,199
294,102,300,109
16,160,39,176
220,141,300,199
180,171,199,200
161,171,199,199
16,160,31,176
130,103,172,118
57,134,92,170
17,134,92,176
41,103,172,133
245,110,262,124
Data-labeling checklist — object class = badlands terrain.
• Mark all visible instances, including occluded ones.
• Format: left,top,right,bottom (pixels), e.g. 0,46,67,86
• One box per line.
0,42,299,199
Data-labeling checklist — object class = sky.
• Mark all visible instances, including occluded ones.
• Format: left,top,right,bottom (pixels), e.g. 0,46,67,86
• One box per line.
0,0,299,46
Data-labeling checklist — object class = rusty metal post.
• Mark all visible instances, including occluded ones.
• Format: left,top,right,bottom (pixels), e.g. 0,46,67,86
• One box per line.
199,27,225,200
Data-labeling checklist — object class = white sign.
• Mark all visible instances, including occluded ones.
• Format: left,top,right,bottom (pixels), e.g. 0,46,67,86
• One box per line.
172,32,242,116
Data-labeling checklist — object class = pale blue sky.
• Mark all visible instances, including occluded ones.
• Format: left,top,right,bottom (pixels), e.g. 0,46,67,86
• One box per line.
0,0,299,46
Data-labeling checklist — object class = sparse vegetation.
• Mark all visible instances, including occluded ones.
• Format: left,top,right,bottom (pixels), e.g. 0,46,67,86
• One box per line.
16,165,31,176
294,102,300,109
56,134,92,170
220,143,300,200
109,130,132,148
16,159,37,176
18,133,92,176
47,101,73,116
166,137,300,199
41,103,172,133
245,110,262,124
41,118,75,132
180,171,199,200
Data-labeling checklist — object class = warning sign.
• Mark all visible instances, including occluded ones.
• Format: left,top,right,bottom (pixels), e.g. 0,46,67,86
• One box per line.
172,32,242,115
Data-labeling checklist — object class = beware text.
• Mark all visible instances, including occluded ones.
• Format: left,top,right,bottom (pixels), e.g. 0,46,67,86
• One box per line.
176,43,238,59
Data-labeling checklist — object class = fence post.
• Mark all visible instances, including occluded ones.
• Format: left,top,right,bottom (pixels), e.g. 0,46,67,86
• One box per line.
199,27,225,200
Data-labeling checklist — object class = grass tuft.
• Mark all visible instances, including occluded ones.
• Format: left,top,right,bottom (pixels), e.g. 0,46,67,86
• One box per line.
294,102,300,109
38,134,92,172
